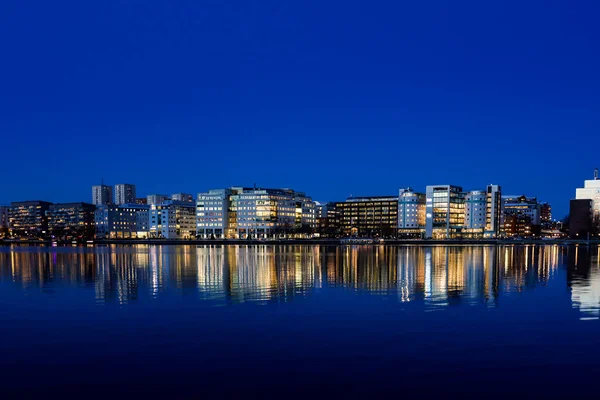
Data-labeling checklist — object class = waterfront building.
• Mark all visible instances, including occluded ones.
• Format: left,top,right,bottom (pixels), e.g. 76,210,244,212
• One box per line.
294,192,316,233
484,184,502,238
425,185,465,239
172,193,194,203
95,204,150,239
575,169,600,232
503,214,533,238
0,206,9,237
540,203,552,223
147,194,170,205
502,195,541,237
95,205,136,239
196,188,235,239
8,200,53,238
114,184,136,205
397,188,426,238
569,199,595,239
463,190,487,238
335,196,398,237
235,188,298,239
46,202,96,240
92,184,113,205
149,200,196,239
315,202,338,237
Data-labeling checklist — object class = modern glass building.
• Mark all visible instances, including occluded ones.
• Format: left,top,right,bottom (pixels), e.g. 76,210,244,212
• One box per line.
8,200,53,238
425,185,465,239
46,202,96,240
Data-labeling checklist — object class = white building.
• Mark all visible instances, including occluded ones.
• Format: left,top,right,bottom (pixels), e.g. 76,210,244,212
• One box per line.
196,188,234,239
92,184,113,205
484,184,502,237
465,190,487,230
425,185,465,239
398,188,426,238
196,187,315,239
149,200,196,239
147,194,170,205
172,193,194,203
114,184,136,205
576,169,600,220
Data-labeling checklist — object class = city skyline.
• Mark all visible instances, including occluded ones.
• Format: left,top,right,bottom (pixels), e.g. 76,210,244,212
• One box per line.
2,1,599,219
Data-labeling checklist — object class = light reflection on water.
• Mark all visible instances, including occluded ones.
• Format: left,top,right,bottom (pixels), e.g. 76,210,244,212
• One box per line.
1,244,597,316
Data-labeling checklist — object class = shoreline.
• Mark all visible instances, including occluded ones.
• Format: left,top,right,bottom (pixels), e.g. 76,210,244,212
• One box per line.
1,238,599,246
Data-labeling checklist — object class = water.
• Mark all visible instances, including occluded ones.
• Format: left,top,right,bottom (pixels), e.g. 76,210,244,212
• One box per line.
1,244,599,397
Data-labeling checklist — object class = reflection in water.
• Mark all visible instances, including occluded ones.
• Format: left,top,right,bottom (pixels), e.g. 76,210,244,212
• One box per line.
568,245,600,320
0,244,596,315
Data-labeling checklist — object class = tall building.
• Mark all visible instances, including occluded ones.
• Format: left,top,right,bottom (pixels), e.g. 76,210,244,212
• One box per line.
335,196,398,237
575,169,600,232
172,193,194,203
397,188,426,238
315,201,337,237
569,199,594,239
92,184,113,205
294,192,316,232
425,185,465,239
464,190,487,237
540,203,552,223
147,194,170,205
150,200,196,239
485,184,502,238
114,184,136,205
46,202,96,240
0,206,9,237
8,201,53,238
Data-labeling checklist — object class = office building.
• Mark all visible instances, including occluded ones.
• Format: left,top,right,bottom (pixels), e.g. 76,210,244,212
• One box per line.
95,205,137,239
502,195,541,237
92,183,113,206
147,194,170,205
425,185,465,239
484,184,502,237
335,196,398,237
540,203,552,223
397,188,426,238
120,203,151,238
575,169,600,232
114,184,136,205
196,188,235,239
464,190,487,237
316,202,338,237
0,206,9,237
135,198,148,205
150,200,196,239
235,188,298,238
172,193,194,203
46,202,96,240
8,200,53,238
294,192,316,232
569,199,595,239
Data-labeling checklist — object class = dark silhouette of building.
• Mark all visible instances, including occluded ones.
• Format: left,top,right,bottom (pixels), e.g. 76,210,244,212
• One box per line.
569,199,594,239
47,202,96,240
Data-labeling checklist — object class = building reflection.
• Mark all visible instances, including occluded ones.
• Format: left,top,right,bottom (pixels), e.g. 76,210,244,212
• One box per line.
0,244,580,308
568,245,600,320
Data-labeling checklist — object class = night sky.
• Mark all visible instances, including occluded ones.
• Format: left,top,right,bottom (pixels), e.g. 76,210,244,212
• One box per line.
2,0,599,218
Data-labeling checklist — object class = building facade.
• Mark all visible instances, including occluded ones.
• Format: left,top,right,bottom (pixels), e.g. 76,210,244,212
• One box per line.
147,194,170,205
335,196,398,237
464,190,487,237
502,195,541,237
150,200,196,239
569,199,595,239
171,193,194,203
397,188,426,238
484,184,502,238
196,188,234,239
46,202,96,240
92,184,113,206
575,169,600,233
0,206,9,237
114,184,136,205
8,201,53,238
95,205,137,239
425,185,465,239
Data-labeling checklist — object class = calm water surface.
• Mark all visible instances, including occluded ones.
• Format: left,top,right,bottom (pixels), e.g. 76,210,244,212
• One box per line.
1,244,600,397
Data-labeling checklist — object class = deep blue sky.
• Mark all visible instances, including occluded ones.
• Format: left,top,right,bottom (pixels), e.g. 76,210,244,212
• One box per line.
1,0,599,217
